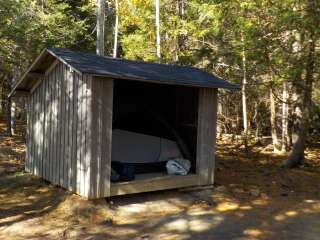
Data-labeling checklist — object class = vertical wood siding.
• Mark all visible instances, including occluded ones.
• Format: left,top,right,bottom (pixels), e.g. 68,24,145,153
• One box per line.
27,62,92,195
196,88,218,185
88,77,113,198
26,62,218,198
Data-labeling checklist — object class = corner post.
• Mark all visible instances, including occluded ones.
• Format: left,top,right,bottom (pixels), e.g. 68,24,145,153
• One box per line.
196,88,218,185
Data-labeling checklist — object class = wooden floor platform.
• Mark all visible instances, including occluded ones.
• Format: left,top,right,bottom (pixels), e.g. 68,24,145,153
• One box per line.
110,173,199,196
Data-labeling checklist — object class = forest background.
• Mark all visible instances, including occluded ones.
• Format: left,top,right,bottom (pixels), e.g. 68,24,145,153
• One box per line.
0,0,319,168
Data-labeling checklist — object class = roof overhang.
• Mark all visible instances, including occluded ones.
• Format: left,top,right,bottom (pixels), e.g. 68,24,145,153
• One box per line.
8,49,81,97
9,48,240,97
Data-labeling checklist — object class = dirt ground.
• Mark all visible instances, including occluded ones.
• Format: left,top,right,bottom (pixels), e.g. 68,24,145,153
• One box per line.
0,122,320,240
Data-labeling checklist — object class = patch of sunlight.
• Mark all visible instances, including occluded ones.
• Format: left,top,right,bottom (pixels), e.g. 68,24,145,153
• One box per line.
274,214,286,221
36,187,50,193
155,233,189,240
235,212,245,217
189,219,212,232
0,214,24,224
17,202,31,207
251,199,268,206
239,205,252,210
305,199,317,203
164,218,188,231
187,208,212,216
24,207,48,215
27,195,37,200
301,202,320,213
243,228,263,237
285,211,298,217
216,202,239,212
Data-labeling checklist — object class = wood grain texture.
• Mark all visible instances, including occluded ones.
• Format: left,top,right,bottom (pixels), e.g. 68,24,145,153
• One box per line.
87,77,113,198
25,63,220,198
110,174,198,196
196,88,218,185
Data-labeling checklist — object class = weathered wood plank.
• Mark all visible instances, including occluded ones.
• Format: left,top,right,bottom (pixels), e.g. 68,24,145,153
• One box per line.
89,77,99,198
76,73,84,195
57,63,64,187
87,77,113,198
31,92,35,174
26,97,31,172
83,74,92,197
71,71,78,192
100,78,113,198
45,59,59,76
110,174,198,197
34,87,39,175
48,70,53,183
52,64,58,185
39,77,44,177
42,76,48,180
196,88,217,185
60,63,67,188
65,66,71,190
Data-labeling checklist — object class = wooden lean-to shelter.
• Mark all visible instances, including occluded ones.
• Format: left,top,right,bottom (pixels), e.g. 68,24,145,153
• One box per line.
10,48,239,199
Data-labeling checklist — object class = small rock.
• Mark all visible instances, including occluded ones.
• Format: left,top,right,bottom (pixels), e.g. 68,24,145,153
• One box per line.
102,218,114,226
140,234,150,240
215,186,227,192
229,184,238,188
233,188,245,193
249,189,260,197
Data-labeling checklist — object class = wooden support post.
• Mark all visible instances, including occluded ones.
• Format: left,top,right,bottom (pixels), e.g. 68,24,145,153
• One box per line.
196,88,218,185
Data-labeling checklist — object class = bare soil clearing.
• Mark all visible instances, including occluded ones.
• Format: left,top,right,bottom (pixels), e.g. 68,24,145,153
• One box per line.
0,122,320,240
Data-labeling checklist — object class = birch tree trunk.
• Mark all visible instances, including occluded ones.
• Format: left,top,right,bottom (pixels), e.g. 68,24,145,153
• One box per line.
97,0,105,56
281,81,289,152
4,74,14,136
155,0,161,59
269,86,279,152
241,33,248,150
113,0,119,58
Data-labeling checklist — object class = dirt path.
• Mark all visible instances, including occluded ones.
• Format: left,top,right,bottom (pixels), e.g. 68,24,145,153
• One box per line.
0,123,320,239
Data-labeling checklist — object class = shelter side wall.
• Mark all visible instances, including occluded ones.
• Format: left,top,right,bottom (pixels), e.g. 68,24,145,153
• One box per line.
196,88,218,185
27,62,81,193
86,77,113,199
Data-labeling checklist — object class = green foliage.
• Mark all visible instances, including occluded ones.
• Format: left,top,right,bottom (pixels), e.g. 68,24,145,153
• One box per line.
0,0,319,135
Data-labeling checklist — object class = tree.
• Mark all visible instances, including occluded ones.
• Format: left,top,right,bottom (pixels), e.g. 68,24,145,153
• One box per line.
113,0,119,58
97,0,106,55
155,0,161,59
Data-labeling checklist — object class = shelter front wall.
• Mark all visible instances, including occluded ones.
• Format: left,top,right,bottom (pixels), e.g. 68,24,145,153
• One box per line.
196,88,218,185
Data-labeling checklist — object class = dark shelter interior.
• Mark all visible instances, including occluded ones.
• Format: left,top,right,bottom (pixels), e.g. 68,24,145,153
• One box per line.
111,79,199,180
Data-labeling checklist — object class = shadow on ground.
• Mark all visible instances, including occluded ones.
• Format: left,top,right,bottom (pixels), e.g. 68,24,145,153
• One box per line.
0,127,320,239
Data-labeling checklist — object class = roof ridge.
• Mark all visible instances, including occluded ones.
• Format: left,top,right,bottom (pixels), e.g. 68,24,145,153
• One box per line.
48,47,208,73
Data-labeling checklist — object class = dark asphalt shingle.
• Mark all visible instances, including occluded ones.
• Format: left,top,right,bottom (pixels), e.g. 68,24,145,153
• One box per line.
48,48,239,89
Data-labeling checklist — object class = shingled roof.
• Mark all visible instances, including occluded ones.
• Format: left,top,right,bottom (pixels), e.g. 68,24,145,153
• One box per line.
11,48,239,96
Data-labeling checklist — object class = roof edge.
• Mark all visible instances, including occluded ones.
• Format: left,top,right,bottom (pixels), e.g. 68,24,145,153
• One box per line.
9,48,83,98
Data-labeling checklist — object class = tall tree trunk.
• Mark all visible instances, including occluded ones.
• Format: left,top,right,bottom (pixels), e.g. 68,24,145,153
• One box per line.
253,101,261,143
113,0,119,58
155,0,161,60
10,99,16,135
174,0,185,62
269,86,280,152
241,33,248,150
281,81,289,151
97,0,105,56
283,34,315,168
4,74,13,136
